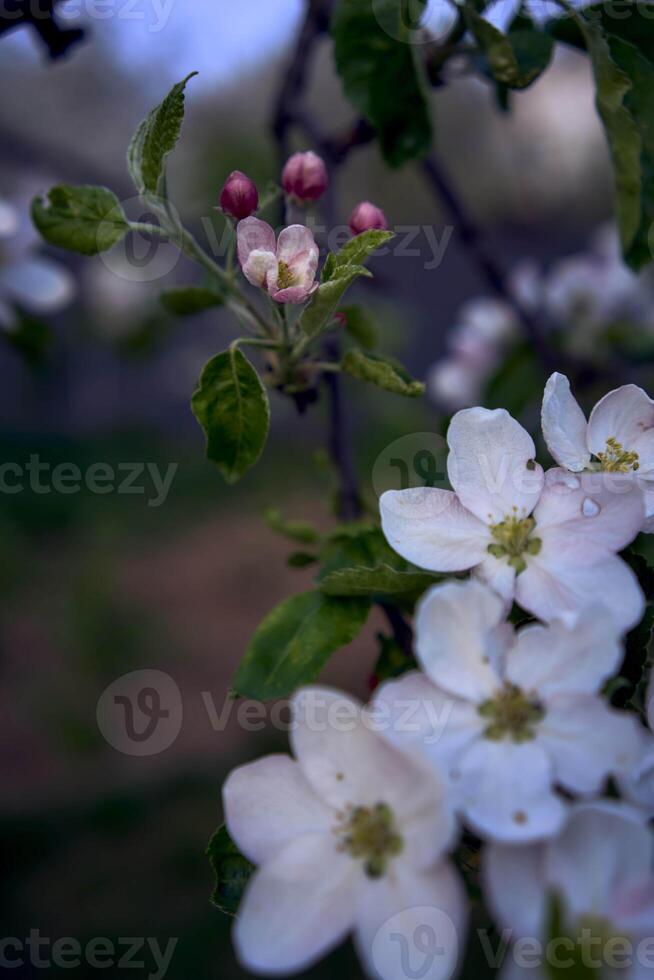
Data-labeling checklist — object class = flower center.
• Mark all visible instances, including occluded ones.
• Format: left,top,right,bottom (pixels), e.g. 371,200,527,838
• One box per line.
478,683,545,742
276,260,297,290
487,512,542,574
335,802,403,879
597,437,639,472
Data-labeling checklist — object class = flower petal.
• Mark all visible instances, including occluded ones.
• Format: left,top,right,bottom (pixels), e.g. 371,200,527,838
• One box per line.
0,258,75,313
483,840,546,938
354,861,467,980
536,694,642,794
290,688,448,836
236,216,276,269
619,732,654,815
241,248,278,288
542,801,652,923
276,224,319,267
587,384,654,458
234,833,356,975
505,609,623,698
533,467,644,552
447,407,544,523
380,488,489,573
457,739,567,843
415,579,508,700
474,554,517,602
270,282,318,304
541,372,591,471
223,754,333,865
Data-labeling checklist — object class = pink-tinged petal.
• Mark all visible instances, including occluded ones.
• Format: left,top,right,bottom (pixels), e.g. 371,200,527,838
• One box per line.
447,407,544,523
380,488,489,573
474,554,517,602
543,802,652,924
415,579,508,700
483,842,546,939
458,738,567,843
541,372,590,471
222,754,333,865
643,486,654,532
534,467,644,552
270,282,318,304
506,609,623,699
372,672,484,798
354,861,467,980
587,384,654,457
237,216,276,268
234,833,357,976
290,688,448,836
516,531,645,632
536,694,642,794
276,224,319,266
287,246,320,286
242,248,278,288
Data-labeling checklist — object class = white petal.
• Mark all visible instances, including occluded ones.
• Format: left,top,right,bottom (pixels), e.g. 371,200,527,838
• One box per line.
223,754,333,865
474,553,517,602
0,258,75,313
234,833,356,975
543,801,652,923
236,216,276,266
619,733,654,815
516,533,645,632
533,467,644,553
447,407,544,523
537,694,642,794
541,373,591,471
276,224,319,266
0,198,20,238
380,488,489,573
372,671,484,810
458,739,567,843
505,610,623,698
483,841,546,938
0,297,18,331
290,688,447,837
354,861,467,980
587,385,654,458
241,248,277,288
415,579,508,700
647,674,654,733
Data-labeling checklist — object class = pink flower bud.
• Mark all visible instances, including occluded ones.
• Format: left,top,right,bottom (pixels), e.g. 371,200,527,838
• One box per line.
220,171,259,221
348,201,388,236
281,151,329,202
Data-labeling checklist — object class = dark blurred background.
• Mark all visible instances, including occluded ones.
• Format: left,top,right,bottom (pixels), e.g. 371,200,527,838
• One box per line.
0,1,621,976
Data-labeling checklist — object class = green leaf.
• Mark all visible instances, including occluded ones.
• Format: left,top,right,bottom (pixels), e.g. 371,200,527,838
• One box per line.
340,304,378,349
299,266,371,338
319,563,437,597
161,285,224,316
191,347,270,484
128,72,198,198
31,185,129,256
287,551,318,569
341,349,424,397
233,591,370,700
330,230,395,272
372,632,416,685
332,0,433,166
207,825,253,917
466,6,553,89
263,507,321,545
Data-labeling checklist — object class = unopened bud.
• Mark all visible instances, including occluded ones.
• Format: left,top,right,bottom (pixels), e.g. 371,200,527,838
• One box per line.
220,171,259,221
282,151,329,203
349,201,388,236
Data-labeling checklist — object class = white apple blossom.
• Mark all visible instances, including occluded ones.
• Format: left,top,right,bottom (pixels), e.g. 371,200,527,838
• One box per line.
381,406,645,631
620,675,654,816
483,802,654,980
542,372,654,531
237,217,319,304
223,687,466,980
374,579,642,844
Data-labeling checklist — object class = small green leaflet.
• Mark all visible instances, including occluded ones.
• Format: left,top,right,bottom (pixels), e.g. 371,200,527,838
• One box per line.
191,347,270,484
207,825,253,917
466,6,553,89
128,72,198,199
331,230,394,271
342,349,424,397
232,591,370,700
263,507,320,545
319,563,437,597
161,285,224,316
31,185,129,256
339,305,378,349
332,0,433,166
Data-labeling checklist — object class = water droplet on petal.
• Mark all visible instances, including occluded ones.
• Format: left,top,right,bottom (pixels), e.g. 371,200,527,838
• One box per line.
582,497,601,518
